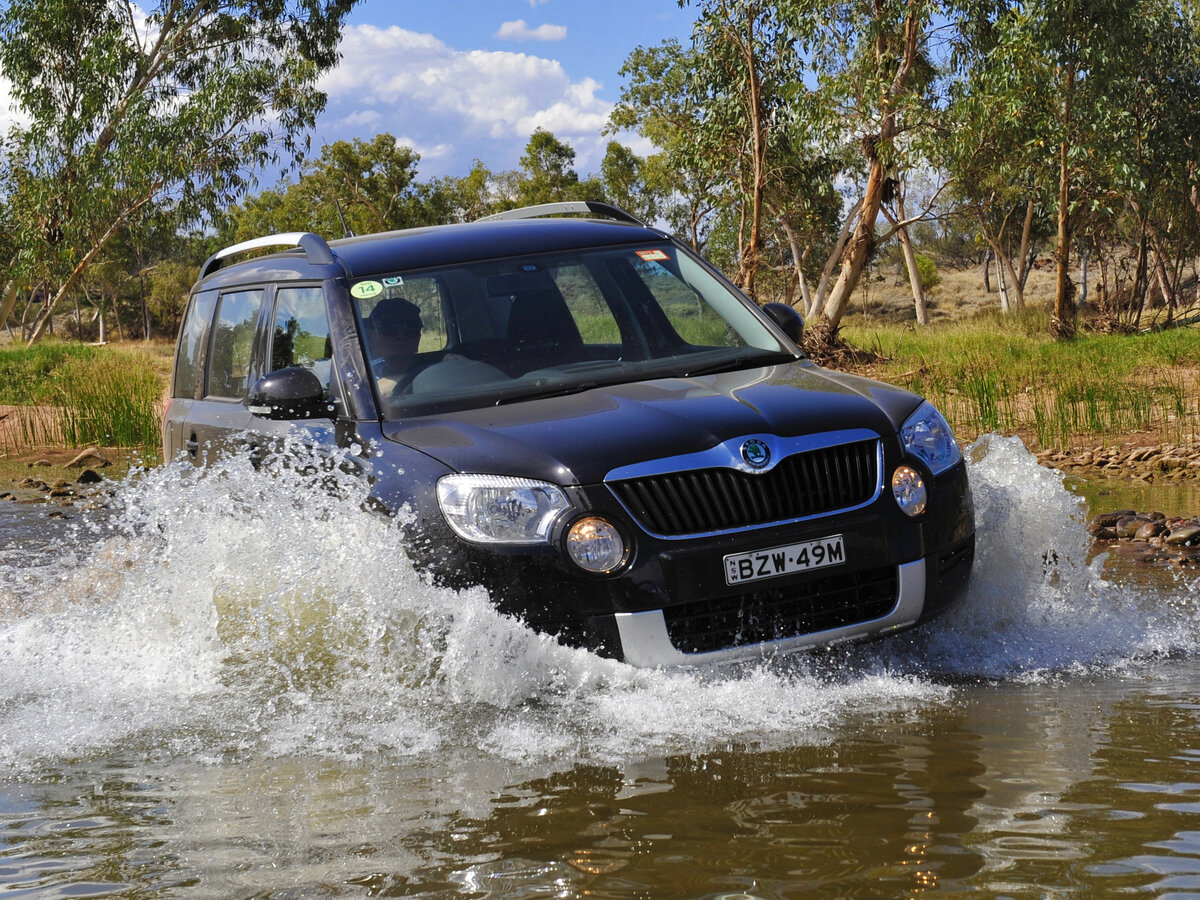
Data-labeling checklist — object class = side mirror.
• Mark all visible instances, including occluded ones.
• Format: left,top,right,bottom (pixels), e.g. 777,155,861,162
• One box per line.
247,367,332,420
761,302,804,345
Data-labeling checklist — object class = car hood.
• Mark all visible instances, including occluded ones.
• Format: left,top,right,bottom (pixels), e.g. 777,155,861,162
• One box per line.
380,362,923,485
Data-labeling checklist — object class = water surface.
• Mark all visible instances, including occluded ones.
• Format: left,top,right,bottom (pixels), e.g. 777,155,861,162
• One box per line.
3,434,1200,897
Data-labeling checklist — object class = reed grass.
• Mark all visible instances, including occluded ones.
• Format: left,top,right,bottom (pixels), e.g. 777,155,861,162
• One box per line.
842,311,1200,450
0,341,169,463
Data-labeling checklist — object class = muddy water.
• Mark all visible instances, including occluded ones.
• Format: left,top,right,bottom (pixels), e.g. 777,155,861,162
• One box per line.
2,434,1200,898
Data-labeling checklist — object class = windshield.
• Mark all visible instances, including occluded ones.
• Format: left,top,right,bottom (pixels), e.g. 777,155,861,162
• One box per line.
351,241,798,418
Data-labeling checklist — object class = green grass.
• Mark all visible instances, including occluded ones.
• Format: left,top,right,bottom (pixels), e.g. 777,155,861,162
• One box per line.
842,310,1200,449
0,341,170,463
4,313,1197,466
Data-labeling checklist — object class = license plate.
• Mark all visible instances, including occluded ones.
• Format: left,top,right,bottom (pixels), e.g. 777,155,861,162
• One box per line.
723,534,846,585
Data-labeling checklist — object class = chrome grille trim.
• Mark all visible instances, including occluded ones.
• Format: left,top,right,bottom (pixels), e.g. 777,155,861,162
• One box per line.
607,434,883,539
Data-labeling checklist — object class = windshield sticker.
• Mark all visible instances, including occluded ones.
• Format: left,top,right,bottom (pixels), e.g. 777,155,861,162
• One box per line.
351,280,383,300
383,276,404,286
636,249,670,261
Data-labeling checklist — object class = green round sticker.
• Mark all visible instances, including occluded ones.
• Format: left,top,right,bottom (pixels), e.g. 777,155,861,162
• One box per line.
351,280,382,299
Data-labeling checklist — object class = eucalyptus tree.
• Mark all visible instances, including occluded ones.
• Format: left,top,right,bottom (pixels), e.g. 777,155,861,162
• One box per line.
226,133,470,240
599,141,662,226
1093,1,1200,325
516,129,601,207
681,0,805,298
943,0,1200,336
773,0,952,341
1008,0,1134,336
0,0,360,345
942,46,1053,313
609,39,725,251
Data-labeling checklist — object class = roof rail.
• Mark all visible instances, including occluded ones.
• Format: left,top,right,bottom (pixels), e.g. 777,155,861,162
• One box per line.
476,201,647,227
199,232,335,280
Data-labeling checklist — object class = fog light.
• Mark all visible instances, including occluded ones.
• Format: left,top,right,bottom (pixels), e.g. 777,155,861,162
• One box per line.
566,517,627,573
892,465,927,517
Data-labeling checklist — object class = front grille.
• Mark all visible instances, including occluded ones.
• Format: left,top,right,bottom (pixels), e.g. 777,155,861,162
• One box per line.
662,565,899,655
609,439,879,536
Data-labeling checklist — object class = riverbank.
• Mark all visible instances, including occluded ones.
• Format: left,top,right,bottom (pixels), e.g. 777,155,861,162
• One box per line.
0,445,146,504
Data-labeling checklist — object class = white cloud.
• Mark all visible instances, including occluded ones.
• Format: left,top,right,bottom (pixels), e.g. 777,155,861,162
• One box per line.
494,20,567,42
317,24,613,174
0,75,27,136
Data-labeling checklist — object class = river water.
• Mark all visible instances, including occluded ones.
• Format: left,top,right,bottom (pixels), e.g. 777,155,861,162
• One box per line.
3,434,1200,898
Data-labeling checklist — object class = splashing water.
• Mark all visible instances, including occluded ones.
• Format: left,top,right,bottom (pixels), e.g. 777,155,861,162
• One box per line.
1,434,1196,773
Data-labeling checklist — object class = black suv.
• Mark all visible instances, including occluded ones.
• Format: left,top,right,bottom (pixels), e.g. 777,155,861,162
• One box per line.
164,201,975,666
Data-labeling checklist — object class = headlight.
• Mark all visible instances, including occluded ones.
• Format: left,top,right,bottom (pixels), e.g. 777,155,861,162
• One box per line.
566,517,627,573
900,401,962,475
892,465,927,517
436,475,571,544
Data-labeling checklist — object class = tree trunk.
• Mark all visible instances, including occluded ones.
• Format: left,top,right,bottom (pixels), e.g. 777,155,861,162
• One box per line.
1079,250,1088,307
775,211,813,315
1051,49,1076,339
894,189,928,325
814,0,922,341
813,199,861,320
0,282,16,331
983,248,993,293
730,2,767,299
973,200,1027,310
820,145,888,331
1017,198,1035,296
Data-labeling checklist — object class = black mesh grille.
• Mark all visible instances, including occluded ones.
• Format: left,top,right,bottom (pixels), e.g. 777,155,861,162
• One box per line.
662,566,899,655
609,439,879,536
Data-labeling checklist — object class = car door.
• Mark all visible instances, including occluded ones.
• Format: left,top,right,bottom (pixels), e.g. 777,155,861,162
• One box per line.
246,284,338,458
181,286,265,464
164,288,218,463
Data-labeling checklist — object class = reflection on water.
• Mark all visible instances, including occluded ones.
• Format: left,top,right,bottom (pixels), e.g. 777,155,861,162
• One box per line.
2,434,1200,897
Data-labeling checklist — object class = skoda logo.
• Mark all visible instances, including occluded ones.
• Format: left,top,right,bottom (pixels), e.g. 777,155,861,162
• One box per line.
741,439,771,469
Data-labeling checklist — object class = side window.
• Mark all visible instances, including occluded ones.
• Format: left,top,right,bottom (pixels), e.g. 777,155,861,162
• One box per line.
271,286,332,394
206,289,264,399
173,290,218,399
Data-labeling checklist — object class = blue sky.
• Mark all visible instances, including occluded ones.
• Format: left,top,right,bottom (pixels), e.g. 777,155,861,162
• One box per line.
312,0,697,182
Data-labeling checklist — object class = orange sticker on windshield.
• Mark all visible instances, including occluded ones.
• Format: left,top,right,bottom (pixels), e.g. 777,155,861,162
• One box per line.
636,249,670,261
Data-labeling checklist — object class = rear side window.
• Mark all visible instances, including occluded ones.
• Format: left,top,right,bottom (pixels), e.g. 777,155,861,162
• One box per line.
207,289,264,399
173,290,218,399
271,287,332,394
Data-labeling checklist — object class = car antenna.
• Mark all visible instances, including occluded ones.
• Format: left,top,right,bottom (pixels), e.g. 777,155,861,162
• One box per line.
334,199,355,238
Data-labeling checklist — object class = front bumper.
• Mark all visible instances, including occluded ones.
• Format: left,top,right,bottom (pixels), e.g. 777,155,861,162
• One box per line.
399,454,976,668
615,558,928,666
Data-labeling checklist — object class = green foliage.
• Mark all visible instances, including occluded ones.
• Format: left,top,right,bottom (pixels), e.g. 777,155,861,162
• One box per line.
0,343,95,404
226,133,428,239
517,129,584,206
0,0,361,341
842,317,1200,448
0,343,167,458
904,253,941,292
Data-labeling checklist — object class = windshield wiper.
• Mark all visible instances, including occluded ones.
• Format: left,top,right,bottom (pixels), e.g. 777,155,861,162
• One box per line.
680,350,794,378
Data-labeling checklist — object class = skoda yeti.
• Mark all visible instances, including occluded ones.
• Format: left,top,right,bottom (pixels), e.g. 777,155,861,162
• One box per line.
164,201,975,666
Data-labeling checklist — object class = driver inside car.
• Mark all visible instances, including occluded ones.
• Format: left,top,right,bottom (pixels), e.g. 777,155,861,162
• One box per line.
365,297,423,395
366,295,508,398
